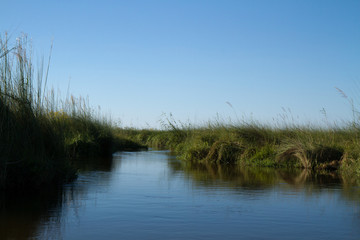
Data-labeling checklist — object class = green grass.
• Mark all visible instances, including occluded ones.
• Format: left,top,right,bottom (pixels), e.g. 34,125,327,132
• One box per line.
119,118,360,178
2,33,359,191
0,34,145,192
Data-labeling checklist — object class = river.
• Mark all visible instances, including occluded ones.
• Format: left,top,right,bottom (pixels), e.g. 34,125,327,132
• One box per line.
1,150,360,239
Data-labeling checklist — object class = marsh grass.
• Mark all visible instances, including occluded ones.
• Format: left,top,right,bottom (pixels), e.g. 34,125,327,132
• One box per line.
0,34,144,191
120,114,360,178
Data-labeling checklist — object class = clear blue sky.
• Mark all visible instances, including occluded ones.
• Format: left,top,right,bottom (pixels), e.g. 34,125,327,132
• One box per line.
1,0,359,128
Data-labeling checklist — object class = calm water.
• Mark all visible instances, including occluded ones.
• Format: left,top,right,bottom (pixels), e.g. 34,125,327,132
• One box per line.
1,150,360,239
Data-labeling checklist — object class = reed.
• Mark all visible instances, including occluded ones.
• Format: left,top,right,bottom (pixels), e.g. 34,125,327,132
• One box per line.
0,34,144,191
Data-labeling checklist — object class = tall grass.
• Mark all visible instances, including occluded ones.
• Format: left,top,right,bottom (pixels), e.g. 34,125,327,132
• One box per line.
120,114,360,178
0,34,144,191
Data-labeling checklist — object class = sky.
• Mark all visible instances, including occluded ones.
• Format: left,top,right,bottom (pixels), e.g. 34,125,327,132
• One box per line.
1,0,359,128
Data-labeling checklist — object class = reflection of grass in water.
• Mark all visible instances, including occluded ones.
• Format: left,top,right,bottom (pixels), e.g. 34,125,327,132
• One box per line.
0,186,64,239
168,159,360,204
175,161,284,188
0,153,115,240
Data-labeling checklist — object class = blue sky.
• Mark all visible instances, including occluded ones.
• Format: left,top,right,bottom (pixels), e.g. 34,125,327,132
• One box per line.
1,0,359,128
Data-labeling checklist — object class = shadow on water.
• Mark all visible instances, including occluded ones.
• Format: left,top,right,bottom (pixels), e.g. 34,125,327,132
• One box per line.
0,188,63,240
0,156,119,240
72,155,115,172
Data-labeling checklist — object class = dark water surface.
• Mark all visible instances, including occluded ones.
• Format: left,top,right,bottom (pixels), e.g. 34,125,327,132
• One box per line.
1,150,360,239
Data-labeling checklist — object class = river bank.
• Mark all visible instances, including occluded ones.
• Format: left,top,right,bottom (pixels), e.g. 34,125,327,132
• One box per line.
117,122,360,180
0,35,145,192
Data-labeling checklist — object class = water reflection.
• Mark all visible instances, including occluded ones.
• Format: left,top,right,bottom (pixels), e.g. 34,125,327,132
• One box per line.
0,151,359,240
168,159,360,203
0,156,117,240
72,156,115,172
0,189,63,240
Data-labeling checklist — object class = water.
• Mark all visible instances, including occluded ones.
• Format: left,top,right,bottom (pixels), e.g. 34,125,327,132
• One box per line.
1,150,360,239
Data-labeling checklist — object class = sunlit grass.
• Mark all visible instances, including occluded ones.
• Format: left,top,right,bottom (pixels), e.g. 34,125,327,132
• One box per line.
119,115,360,178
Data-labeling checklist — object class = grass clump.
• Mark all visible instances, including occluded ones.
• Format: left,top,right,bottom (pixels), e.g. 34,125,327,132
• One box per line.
277,140,343,170
205,141,243,164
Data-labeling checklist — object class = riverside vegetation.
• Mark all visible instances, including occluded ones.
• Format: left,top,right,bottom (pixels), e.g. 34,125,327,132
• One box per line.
0,34,145,192
117,114,360,181
1,34,359,192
